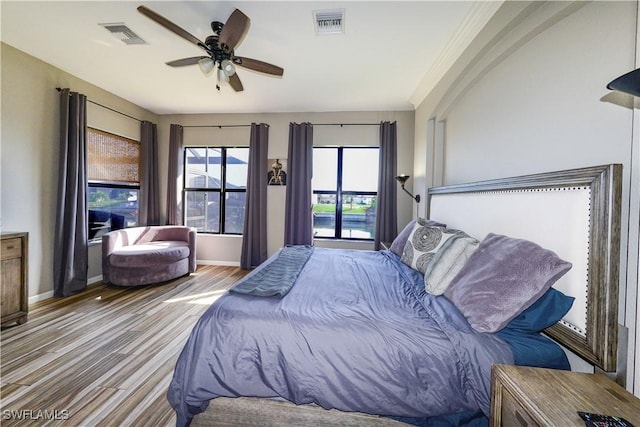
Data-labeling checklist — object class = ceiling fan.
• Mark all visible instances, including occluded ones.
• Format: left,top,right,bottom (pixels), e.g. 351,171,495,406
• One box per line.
137,5,284,92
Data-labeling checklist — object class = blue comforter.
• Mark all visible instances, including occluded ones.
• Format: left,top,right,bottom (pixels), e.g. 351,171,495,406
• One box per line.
167,248,514,426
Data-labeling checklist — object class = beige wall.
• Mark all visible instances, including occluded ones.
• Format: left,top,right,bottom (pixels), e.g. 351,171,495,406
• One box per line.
413,1,639,394
1,42,415,298
159,111,416,263
1,43,158,301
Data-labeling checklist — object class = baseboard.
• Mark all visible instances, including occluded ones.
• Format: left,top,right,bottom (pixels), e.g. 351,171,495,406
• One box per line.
88,275,103,285
29,290,54,304
28,275,104,304
197,260,241,267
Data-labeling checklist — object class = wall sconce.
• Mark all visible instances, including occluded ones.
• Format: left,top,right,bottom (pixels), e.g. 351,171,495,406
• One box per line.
395,174,420,203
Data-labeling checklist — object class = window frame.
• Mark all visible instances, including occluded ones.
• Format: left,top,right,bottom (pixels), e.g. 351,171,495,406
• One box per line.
87,127,141,242
182,146,249,235
312,146,379,241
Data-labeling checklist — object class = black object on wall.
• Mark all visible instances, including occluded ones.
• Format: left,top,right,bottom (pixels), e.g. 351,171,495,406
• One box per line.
607,68,640,96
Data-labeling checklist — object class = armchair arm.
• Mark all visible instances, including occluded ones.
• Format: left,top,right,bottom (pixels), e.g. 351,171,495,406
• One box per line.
102,230,128,282
188,227,197,272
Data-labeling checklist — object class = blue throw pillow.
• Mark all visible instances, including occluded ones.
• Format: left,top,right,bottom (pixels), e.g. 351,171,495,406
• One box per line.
502,287,574,334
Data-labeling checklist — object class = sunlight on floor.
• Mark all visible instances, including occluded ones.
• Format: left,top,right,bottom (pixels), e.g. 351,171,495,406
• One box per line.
163,289,228,305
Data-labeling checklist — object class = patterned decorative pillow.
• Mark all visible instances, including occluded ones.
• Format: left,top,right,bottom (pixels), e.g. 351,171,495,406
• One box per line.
390,218,446,257
400,220,468,274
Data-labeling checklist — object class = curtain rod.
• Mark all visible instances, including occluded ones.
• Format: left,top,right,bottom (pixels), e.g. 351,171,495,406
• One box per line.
311,123,380,126
183,123,379,128
182,124,259,128
56,87,143,123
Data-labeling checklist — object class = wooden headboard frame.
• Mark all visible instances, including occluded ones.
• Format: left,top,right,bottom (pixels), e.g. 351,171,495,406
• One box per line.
427,164,622,372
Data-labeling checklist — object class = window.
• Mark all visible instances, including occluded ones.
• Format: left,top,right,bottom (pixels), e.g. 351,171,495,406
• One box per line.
183,147,249,234
312,147,379,240
87,128,140,241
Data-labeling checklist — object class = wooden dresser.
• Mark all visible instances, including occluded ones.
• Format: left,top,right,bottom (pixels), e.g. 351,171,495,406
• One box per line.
490,364,640,426
1,232,28,327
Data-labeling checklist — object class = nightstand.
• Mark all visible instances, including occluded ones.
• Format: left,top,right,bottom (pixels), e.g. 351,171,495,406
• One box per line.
490,364,640,426
1,232,28,327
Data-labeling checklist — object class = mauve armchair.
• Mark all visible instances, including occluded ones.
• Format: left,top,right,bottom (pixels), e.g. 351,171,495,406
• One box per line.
102,226,197,287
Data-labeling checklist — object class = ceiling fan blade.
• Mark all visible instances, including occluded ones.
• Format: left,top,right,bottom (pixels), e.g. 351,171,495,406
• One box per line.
233,57,284,76
166,57,208,67
219,9,250,50
228,73,244,92
137,6,206,50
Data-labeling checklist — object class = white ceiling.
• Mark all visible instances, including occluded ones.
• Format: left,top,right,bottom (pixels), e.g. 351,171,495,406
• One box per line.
1,1,493,115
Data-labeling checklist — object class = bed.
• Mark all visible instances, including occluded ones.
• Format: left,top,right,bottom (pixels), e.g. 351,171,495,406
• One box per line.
167,164,622,427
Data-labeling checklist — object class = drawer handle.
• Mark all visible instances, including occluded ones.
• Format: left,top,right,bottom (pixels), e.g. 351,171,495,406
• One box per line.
515,410,529,426
6,246,15,249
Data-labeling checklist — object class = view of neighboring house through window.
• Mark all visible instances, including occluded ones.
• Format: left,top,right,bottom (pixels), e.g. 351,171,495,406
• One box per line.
183,147,249,234
87,128,140,241
312,147,379,240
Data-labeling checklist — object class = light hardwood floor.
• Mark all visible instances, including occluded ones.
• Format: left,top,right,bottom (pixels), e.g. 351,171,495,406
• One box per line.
0,265,248,427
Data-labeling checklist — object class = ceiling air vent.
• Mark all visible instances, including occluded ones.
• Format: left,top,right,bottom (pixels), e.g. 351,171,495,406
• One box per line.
313,9,345,35
100,23,146,45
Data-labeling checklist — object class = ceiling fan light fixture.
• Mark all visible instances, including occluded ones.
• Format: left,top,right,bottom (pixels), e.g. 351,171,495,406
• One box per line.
221,59,236,76
138,6,284,93
198,57,215,75
217,68,230,84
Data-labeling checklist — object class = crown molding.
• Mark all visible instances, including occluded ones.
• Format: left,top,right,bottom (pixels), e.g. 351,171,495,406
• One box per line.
409,1,504,108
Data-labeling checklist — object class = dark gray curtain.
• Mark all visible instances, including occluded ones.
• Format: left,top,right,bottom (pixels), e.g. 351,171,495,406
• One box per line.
241,123,269,269
284,122,314,246
54,89,88,297
374,121,398,250
139,121,160,225
166,124,184,225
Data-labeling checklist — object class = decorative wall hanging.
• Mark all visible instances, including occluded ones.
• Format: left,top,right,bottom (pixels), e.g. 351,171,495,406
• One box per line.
267,158,287,185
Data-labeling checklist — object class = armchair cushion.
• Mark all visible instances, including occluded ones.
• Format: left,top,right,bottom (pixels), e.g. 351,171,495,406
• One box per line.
108,241,190,268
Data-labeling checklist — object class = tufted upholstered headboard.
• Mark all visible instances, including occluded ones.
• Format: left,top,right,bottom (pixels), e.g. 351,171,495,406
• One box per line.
427,164,622,372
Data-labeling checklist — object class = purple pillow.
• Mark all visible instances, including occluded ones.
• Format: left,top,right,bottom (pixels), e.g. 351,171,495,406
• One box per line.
444,233,572,333
389,218,445,257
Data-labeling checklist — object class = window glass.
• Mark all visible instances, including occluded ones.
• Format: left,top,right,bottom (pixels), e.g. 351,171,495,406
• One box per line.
342,148,379,191
183,147,248,234
226,148,249,189
185,191,220,233
225,192,246,234
312,148,337,191
312,147,378,240
88,186,139,240
312,193,336,238
185,147,221,189
341,194,377,239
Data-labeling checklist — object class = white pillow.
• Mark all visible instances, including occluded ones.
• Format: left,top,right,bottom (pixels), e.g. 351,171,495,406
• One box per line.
424,235,479,295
